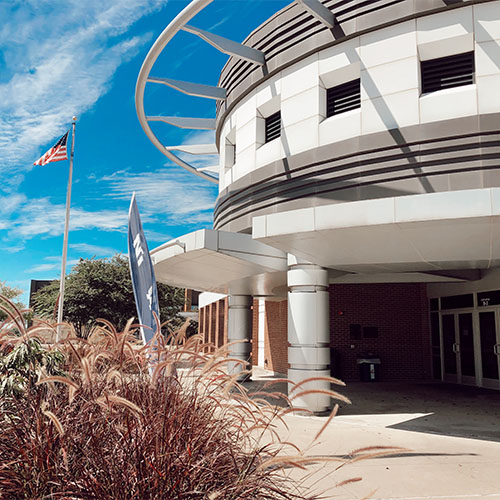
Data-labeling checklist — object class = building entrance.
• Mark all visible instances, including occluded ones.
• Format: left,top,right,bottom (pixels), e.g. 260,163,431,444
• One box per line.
478,310,500,390
442,312,476,385
439,309,500,390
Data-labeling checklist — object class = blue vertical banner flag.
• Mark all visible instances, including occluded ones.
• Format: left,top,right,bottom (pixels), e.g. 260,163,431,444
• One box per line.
128,193,160,344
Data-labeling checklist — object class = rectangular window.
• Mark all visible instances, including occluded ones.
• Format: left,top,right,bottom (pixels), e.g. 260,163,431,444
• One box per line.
430,298,439,311
477,289,500,307
421,51,474,94
326,79,361,117
363,326,379,338
440,293,474,310
265,111,281,143
224,137,236,169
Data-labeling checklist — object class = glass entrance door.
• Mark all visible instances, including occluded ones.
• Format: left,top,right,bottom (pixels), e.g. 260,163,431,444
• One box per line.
458,313,475,385
442,312,475,385
479,311,500,389
442,314,458,382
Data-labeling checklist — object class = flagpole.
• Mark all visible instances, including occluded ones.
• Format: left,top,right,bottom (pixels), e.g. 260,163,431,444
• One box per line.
56,116,77,341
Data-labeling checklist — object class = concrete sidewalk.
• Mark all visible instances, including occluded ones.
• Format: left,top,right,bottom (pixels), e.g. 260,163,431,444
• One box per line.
245,370,500,499
280,411,500,500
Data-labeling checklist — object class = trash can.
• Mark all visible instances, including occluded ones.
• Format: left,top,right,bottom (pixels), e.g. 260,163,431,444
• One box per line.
357,357,381,382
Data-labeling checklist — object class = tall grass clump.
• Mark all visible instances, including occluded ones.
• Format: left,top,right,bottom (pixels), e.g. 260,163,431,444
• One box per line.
0,295,397,499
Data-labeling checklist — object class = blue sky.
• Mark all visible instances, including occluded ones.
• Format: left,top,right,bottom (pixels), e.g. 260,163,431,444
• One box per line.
0,0,288,305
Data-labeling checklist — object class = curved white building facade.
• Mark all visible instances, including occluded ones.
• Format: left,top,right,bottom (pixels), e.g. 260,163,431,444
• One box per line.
137,0,500,412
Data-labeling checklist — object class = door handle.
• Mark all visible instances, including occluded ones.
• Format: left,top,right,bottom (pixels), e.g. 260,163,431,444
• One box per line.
453,343,460,353
494,344,500,355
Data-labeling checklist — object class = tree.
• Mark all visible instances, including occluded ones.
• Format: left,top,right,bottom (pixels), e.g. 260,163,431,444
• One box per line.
32,255,185,337
0,282,25,322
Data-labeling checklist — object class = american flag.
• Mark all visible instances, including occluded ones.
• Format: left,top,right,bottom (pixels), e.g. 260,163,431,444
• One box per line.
33,131,69,166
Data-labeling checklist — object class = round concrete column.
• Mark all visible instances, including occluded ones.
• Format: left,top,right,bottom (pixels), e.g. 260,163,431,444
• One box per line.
227,294,253,380
287,255,331,413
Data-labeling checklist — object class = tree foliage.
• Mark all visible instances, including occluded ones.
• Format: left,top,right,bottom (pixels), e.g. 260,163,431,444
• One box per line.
0,282,25,322
32,255,184,337
0,338,65,399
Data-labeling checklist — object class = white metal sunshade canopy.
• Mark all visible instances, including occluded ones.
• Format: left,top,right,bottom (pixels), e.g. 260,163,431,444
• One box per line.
135,0,334,184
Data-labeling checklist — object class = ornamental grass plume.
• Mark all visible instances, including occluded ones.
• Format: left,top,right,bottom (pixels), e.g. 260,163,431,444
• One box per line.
0,295,399,499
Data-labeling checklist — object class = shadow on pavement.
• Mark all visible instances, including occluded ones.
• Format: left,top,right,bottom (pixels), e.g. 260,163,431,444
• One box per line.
317,451,478,459
244,368,500,442
339,381,500,442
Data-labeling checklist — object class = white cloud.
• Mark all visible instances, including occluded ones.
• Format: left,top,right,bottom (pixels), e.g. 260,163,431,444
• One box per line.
207,16,232,33
25,263,60,274
25,258,79,275
0,167,213,241
0,193,26,215
101,168,217,225
0,0,164,180
184,130,216,145
0,195,128,240
1,244,26,254
143,229,173,243
0,1,219,247
69,242,118,257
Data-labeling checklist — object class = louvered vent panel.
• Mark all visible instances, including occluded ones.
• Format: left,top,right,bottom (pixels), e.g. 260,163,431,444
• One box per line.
265,111,281,142
326,79,361,117
421,52,474,93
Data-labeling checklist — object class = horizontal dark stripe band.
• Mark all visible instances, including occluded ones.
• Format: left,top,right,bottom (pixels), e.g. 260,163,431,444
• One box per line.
217,129,500,218
213,116,500,231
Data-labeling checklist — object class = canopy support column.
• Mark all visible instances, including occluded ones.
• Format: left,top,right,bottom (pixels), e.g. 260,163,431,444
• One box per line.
227,294,253,380
287,255,331,413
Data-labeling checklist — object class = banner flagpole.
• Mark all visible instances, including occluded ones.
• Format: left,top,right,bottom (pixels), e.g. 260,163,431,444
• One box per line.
128,192,161,377
56,116,77,341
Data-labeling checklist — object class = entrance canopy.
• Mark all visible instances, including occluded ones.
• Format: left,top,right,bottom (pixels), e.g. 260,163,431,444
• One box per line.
151,229,287,295
253,188,500,275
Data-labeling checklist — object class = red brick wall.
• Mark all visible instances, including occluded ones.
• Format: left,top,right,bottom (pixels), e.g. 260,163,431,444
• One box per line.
264,300,288,375
199,283,431,382
198,298,228,350
222,298,228,346
329,283,431,381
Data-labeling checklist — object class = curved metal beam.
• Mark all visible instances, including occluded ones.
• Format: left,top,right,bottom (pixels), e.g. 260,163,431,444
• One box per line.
147,76,226,100
197,165,220,173
295,0,335,28
135,0,218,184
182,25,265,65
166,144,218,155
147,116,216,130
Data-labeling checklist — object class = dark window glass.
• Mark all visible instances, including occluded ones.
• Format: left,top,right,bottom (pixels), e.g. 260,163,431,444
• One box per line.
349,324,362,339
363,326,378,338
459,313,475,377
480,311,499,380
477,290,500,307
421,51,474,94
430,298,439,311
442,314,457,374
430,312,440,347
440,293,474,310
191,290,200,308
326,79,361,117
265,111,281,142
